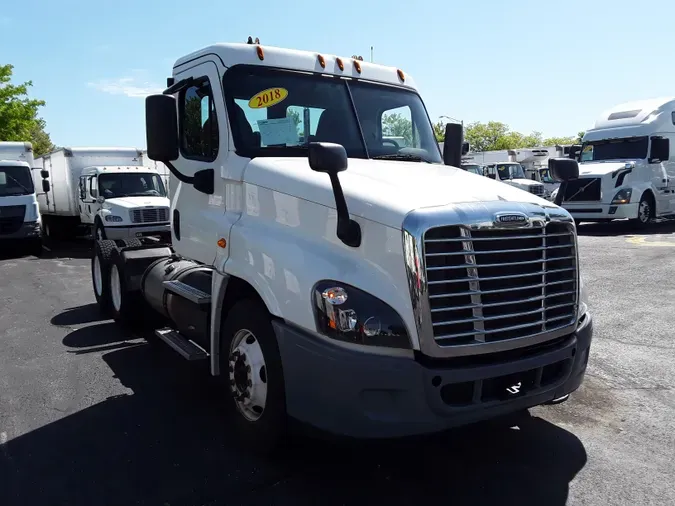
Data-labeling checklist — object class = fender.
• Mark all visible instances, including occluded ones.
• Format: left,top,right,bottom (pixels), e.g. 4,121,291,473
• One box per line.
216,189,418,353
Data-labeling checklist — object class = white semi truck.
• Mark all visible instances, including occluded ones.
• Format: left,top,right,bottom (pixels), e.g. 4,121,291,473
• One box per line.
0,142,43,254
35,147,171,241
552,97,675,226
90,41,592,452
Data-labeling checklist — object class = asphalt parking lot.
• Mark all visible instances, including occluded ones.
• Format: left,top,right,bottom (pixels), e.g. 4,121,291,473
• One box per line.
1,222,674,506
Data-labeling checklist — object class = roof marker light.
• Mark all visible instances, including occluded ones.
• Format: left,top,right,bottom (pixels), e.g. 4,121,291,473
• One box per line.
318,54,326,68
353,60,362,74
397,69,405,82
336,57,344,71
256,45,264,61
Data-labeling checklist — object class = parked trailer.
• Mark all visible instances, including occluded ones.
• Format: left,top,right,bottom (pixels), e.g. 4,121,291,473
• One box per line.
92,40,592,454
36,147,171,241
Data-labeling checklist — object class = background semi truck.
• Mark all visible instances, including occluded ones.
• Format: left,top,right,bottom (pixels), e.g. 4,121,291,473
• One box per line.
0,142,43,254
553,97,675,226
91,41,592,453
35,147,171,241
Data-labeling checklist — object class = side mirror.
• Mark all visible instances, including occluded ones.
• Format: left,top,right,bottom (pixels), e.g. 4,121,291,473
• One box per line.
308,142,360,248
309,142,348,174
461,141,470,156
568,145,581,160
549,158,579,182
443,123,463,167
40,169,49,179
146,94,179,162
96,196,105,204
42,180,50,192
549,158,579,206
193,168,214,195
649,136,670,163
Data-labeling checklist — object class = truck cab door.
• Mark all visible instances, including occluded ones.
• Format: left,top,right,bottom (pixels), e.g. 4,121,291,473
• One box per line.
80,176,96,224
172,60,229,265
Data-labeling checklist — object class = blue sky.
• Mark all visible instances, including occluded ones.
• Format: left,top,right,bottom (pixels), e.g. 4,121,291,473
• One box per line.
2,0,674,148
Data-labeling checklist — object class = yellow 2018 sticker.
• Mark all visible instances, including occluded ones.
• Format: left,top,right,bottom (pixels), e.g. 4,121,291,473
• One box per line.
248,87,288,109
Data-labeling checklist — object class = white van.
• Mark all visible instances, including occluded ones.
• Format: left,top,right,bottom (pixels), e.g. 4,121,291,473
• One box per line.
553,97,675,225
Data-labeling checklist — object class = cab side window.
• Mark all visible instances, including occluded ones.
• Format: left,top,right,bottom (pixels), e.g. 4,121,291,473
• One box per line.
180,78,219,161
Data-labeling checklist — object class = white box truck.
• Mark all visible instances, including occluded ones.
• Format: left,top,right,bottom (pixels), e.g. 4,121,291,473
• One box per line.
35,147,171,241
90,41,592,453
0,142,43,254
552,97,675,226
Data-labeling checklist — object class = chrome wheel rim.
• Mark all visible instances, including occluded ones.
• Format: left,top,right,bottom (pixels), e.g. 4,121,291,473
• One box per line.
228,329,267,422
639,200,651,223
110,264,122,311
93,255,103,296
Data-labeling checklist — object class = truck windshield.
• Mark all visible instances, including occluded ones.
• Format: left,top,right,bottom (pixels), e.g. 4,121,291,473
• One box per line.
0,165,34,196
99,173,166,198
580,136,648,162
496,163,526,180
222,65,442,164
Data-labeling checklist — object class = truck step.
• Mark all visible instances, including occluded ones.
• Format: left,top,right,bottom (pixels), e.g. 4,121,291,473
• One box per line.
163,280,211,305
154,328,209,361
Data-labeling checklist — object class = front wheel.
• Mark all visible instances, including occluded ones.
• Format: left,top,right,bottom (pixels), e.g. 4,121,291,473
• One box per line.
220,299,288,454
94,221,107,241
633,193,654,227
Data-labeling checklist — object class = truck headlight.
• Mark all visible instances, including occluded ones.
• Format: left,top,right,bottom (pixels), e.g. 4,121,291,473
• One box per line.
312,281,411,349
104,215,123,223
578,274,588,320
611,188,632,204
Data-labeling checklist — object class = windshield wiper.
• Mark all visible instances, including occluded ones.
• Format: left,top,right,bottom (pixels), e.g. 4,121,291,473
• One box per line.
372,153,430,163
3,174,32,194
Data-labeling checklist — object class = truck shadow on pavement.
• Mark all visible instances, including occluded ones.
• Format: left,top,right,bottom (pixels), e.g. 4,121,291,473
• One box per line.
1,316,588,506
577,218,675,237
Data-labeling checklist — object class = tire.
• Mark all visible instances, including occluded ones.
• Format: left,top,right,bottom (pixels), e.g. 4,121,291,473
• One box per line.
108,249,143,325
633,192,655,227
94,220,107,241
92,239,118,312
220,299,288,454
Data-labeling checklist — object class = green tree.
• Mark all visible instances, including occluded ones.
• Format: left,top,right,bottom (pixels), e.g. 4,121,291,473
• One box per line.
464,120,580,152
0,64,54,156
577,131,585,143
286,108,302,135
432,120,445,142
382,112,413,145
542,136,577,146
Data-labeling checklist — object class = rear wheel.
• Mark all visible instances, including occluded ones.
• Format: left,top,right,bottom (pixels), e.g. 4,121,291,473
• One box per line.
92,239,118,312
109,250,143,325
220,299,288,454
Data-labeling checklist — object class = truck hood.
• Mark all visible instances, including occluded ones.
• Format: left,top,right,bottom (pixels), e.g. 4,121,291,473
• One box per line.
244,157,555,229
577,161,634,177
104,196,169,209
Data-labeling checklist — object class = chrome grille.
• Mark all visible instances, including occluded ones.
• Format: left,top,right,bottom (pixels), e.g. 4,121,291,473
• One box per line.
423,222,577,347
529,184,545,196
130,207,169,224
